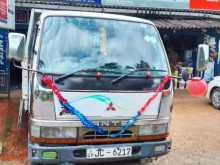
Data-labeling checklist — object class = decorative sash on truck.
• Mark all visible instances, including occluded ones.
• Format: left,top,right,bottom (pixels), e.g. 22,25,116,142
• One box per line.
42,75,171,138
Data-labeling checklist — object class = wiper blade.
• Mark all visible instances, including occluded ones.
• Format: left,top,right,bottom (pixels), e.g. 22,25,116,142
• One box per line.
111,68,168,85
55,68,122,83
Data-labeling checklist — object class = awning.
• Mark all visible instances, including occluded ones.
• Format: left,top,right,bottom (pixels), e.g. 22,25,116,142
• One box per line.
14,0,220,13
14,0,220,11
152,19,220,30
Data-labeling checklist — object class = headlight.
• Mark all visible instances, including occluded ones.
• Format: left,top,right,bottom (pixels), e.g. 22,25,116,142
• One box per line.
31,126,77,138
139,123,168,136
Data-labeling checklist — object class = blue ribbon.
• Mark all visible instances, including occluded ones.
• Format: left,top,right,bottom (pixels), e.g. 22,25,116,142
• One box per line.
61,102,141,138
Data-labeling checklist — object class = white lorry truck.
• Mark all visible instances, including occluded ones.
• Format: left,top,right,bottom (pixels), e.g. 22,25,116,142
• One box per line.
7,9,208,165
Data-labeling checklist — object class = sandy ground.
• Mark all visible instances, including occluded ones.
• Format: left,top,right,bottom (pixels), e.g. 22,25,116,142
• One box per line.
1,90,220,165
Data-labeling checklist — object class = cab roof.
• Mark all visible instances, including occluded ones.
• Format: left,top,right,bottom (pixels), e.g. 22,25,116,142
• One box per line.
39,10,155,26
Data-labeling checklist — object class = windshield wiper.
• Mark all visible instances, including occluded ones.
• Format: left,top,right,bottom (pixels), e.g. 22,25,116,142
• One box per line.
111,68,168,85
55,68,122,83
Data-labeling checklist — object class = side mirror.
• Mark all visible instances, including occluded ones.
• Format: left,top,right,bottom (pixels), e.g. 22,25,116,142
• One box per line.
196,44,209,72
8,33,26,62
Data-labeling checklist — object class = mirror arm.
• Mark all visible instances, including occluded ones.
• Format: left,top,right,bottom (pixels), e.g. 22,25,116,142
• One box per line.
12,60,59,76
172,76,181,80
12,60,44,75
171,76,191,80
171,76,206,81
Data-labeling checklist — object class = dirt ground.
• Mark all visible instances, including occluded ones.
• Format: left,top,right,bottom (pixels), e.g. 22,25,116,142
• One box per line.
151,90,220,165
1,90,220,165
0,91,27,163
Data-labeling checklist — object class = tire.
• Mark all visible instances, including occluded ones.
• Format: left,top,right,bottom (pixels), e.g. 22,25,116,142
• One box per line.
211,88,220,110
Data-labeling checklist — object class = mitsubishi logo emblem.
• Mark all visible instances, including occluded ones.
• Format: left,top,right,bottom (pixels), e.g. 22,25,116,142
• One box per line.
106,102,116,111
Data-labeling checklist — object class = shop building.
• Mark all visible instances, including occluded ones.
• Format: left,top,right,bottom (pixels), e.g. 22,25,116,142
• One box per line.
0,0,14,97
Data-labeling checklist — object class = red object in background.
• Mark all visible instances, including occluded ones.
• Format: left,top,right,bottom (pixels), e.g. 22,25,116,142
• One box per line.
0,0,7,20
190,0,220,10
187,77,208,97
145,71,152,80
96,72,103,79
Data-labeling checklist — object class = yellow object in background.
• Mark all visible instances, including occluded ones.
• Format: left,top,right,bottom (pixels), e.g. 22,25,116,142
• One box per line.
217,52,220,64
187,67,193,79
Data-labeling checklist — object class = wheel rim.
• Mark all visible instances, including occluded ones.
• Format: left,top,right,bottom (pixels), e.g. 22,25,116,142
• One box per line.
212,90,220,108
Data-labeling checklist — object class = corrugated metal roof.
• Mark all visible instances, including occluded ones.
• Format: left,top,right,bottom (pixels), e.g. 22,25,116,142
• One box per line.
153,19,220,30
15,1,220,30
15,0,220,21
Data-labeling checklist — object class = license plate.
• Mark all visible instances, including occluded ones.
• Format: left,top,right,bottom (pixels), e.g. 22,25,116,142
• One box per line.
86,146,132,159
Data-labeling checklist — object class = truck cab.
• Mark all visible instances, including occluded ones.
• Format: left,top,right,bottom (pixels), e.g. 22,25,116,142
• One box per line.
8,9,173,164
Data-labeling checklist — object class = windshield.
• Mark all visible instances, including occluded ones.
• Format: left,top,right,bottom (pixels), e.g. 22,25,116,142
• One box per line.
39,16,168,76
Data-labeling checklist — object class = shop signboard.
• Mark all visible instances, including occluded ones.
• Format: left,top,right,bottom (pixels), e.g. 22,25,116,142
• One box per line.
190,0,220,11
34,0,101,5
0,0,7,21
102,0,220,11
0,0,13,97
102,0,189,9
0,0,15,30
0,29,8,72
0,29,9,96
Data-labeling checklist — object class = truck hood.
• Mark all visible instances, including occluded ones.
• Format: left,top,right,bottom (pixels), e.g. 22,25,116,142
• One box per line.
54,91,162,120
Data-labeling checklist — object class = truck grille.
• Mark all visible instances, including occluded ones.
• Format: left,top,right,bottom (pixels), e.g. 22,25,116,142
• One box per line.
78,127,138,139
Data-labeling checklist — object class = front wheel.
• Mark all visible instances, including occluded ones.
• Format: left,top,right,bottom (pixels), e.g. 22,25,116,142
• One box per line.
211,88,220,109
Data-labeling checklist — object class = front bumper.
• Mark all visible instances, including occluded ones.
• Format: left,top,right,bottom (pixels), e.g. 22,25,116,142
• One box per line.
29,140,171,164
